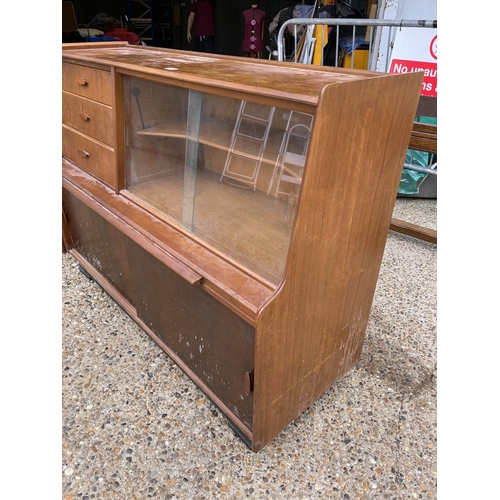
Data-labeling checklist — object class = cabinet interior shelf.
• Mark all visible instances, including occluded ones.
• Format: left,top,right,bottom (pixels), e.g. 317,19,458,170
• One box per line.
136,121,294,172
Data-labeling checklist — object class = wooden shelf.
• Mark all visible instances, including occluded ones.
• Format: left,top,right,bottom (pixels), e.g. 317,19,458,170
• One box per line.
136,121,284,167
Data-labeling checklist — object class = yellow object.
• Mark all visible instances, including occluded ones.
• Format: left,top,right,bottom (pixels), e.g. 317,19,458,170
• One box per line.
312,25,328,65
343,49,369,69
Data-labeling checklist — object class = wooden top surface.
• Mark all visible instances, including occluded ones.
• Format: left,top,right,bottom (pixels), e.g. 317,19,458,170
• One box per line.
62,44,383,106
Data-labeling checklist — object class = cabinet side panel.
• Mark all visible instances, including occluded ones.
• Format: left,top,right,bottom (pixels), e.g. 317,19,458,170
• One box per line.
253,72,423,451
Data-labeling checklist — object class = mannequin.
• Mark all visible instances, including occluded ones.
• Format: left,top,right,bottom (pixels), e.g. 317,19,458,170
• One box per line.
242,4,265,58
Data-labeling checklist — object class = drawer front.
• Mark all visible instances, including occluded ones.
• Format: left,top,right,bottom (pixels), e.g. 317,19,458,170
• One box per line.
62,62,113,105
62,126,115,187
62,91,114,146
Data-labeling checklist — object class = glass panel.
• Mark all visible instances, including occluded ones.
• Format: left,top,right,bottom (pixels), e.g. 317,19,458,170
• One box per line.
183,89,202,230
124,76,314,284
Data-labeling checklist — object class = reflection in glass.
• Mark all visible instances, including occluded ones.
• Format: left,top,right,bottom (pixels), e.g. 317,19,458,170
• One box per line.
124,77,313,284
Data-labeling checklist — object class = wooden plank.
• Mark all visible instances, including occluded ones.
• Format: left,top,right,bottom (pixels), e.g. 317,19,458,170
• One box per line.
409,121,437,154
390,218,437,244
136,122,301,175
112,67,125,193
63,41,129,51
402,100,437,244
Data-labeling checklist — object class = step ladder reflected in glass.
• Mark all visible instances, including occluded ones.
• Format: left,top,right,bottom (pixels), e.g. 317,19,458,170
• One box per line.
267,111,313,220
220,101,276,191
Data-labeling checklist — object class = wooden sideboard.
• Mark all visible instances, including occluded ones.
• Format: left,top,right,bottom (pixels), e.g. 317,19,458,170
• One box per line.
62,42,423,452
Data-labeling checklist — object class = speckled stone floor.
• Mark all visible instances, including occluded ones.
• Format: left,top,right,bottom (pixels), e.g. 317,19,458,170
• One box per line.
62,198,437,500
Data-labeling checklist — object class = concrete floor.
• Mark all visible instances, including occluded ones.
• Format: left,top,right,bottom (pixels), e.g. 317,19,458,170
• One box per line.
62,199,437,500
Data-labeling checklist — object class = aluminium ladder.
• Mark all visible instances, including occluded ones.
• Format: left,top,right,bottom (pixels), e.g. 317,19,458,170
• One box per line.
219,101,276,191
267,111,313,200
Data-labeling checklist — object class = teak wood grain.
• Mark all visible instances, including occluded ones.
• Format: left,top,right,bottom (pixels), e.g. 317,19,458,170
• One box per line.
62,62,114,105
63,190,256,435
62,91,114,146
62,45,373,108
408,121,437,154
252,73,423,450
62,125,115,187
389,218,437,244
62,44,425,451
67,242,254,442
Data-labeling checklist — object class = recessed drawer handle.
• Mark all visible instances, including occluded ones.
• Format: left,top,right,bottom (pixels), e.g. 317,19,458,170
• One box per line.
77,149,89,158
75,78,87,86
78,112,90,121
244,370,254,396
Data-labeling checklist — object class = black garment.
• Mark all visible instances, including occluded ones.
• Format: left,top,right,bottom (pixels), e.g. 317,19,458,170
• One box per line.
195,35,215,53
278,6,295,26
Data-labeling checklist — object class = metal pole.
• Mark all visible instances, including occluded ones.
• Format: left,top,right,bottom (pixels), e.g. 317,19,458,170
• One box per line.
277,19,437,63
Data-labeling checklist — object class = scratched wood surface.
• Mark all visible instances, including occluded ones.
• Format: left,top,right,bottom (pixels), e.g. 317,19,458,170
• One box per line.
253,72,423,450
62,44,386,108
62,44,424,451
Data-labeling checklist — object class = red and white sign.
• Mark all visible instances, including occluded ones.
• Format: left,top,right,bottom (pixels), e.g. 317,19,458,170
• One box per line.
389,28,437,97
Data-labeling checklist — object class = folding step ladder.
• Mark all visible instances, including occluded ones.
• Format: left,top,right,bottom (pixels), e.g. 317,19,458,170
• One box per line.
267,111,313,207
219,101,276,191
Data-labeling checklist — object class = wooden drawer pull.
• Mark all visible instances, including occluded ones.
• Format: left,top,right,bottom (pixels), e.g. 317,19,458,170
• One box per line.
77,149,90,158
75,77,88,86
78,112,90,121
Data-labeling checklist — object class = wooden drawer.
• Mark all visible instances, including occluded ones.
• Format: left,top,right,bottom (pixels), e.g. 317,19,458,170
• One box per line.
62,91,114,146
62,62,113,105
62,125,115,187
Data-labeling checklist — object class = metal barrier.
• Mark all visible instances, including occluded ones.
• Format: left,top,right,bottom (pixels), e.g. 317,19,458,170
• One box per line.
277,18,437,69
276,18,437,179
